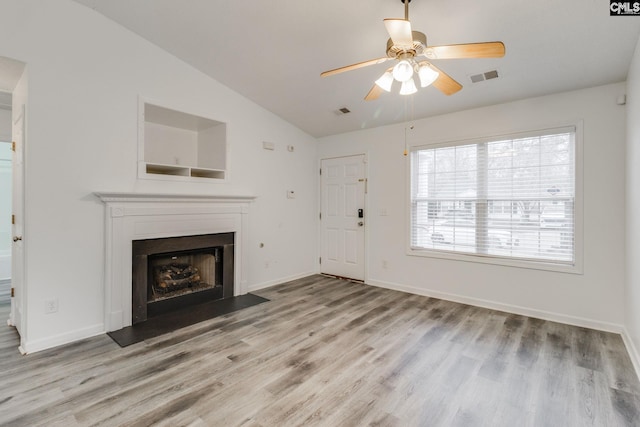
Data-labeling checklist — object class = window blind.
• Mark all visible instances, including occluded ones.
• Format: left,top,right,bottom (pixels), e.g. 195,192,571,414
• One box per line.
410,128,575,264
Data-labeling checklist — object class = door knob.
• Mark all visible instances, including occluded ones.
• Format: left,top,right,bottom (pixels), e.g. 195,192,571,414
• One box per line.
13,236,22,242
358,221,364,227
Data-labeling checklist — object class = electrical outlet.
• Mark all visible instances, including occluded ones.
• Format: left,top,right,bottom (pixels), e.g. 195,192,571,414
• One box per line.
45,298,58,314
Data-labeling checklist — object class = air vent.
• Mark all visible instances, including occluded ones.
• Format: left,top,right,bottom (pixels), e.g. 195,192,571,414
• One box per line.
335,107,351,115
470,70,500,83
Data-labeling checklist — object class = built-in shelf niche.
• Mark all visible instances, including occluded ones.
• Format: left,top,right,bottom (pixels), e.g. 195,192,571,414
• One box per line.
138,101,227,181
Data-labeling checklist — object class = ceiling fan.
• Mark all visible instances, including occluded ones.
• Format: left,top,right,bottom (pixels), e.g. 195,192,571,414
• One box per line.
320,0,505,100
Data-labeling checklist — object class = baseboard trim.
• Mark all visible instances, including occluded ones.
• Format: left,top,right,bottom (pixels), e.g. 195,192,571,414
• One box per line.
248,271,316,292
366,278,624,334
621,328,640,382
21,323,104,355
21,272,314,354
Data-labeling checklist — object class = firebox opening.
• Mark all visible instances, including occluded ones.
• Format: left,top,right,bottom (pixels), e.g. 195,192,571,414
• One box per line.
132,232,234,324
148,247,223,304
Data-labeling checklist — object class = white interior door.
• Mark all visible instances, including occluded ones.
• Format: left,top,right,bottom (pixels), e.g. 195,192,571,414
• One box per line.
9,107,24,335
320,155,366,281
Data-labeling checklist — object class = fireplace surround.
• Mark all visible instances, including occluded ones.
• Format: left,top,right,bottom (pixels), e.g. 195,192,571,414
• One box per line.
96,192,254,332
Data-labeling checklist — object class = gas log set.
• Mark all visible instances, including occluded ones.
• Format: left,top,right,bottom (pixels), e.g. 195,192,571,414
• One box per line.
153,263,202,296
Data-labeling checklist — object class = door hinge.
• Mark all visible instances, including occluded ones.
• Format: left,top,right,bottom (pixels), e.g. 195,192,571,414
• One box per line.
11,141,16,152
11,288,15,298
319,168,322,175
319,257,322,264
319,212,322,220
11,214,15,225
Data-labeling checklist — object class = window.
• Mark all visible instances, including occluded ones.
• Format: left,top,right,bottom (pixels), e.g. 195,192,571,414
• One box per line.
410,127,578,268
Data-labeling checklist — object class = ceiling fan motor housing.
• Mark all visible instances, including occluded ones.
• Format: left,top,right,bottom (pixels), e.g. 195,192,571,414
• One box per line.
386,31,427,58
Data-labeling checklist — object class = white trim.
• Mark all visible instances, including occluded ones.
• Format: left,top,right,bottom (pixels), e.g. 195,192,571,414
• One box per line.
406,121,584,275
95,192,254,203
621,328,640,382
409,125,578,152
248,271,316,292
366,278,624,334
406,248,581,274
19,322,104,355
96,192,255,332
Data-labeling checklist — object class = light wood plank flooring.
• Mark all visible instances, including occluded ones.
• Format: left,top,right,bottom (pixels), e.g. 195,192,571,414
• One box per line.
1,275,640,426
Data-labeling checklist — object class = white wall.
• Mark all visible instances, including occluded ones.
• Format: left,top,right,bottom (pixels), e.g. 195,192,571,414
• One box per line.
625,35,640,372
319,83,627,330
0,0,317,352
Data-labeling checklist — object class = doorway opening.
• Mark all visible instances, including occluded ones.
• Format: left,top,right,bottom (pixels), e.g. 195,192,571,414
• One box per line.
0,55,27,352
0,139,10,304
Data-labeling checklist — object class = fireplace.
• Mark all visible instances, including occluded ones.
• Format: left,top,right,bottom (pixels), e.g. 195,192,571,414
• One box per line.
132,232,234,324
96,192,254,332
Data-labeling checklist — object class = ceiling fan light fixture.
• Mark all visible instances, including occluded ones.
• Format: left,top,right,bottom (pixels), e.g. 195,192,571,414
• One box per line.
375,71,394,92
392,59,414,82
320,0,505,101
418,64,439,87
399,77,417,95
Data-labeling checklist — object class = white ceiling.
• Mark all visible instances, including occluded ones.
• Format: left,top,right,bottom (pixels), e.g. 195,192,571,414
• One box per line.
72,0,640,138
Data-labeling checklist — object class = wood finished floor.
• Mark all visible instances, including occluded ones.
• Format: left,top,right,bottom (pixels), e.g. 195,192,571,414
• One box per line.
1,275,640,426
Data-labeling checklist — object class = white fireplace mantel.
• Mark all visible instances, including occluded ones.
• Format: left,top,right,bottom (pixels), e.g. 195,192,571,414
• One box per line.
96,192,255,332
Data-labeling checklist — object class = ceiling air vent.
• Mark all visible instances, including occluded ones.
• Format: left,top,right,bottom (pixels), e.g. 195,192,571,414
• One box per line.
470,70,500,83
335,107,351,115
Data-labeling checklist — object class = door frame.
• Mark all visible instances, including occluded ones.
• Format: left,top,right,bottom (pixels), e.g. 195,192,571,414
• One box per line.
10,102,27,354
318,152,369,282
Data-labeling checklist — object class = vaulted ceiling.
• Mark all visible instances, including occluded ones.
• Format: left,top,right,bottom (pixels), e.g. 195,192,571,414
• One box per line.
72,0,640,137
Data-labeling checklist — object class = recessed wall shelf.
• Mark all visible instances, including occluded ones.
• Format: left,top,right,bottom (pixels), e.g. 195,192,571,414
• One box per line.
138,100,227,181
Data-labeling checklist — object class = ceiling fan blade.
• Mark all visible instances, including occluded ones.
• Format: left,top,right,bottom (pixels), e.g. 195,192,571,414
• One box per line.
422,62,462,95
383,19,413,48
425,42,505,59
365,84,384,101
321,57,391,78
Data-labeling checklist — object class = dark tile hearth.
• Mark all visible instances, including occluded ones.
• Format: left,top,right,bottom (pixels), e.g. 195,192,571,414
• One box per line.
107,293,269,347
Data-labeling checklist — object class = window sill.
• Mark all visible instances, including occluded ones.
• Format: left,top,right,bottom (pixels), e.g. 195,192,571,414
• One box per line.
407,246,583,275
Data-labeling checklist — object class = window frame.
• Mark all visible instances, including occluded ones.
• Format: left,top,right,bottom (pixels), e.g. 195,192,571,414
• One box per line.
406,123,584,274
